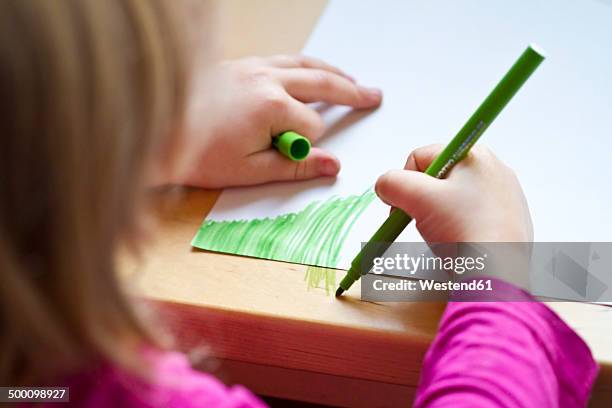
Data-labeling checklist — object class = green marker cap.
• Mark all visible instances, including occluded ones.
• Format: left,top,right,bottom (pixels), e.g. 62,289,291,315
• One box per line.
273,131,311,161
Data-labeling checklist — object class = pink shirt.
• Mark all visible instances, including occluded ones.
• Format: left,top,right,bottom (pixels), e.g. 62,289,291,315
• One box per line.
35,280,596,407
41,351,266,408
414,279,598,407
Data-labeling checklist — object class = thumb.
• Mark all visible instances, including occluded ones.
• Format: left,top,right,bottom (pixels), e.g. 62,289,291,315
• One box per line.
245,147,340,184
375,169,445,220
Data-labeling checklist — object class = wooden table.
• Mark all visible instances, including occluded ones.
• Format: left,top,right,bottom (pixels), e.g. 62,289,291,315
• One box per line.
129,1,612,406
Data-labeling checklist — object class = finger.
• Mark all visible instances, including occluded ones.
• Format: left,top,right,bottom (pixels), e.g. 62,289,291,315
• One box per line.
275,68,382,108
392,144,444,213
451,144,506,179
270,97,326,143
404,144,445,171
390,143,443,215
265,54,355,82
244,147,340,184
375,169,445,220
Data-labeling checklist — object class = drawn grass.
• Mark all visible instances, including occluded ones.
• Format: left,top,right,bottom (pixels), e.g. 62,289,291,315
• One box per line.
192,188,375,272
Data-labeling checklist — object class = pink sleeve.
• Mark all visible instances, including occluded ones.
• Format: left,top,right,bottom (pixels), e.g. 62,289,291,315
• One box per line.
414,280,598,408
136,350,268,408
53,350,267,408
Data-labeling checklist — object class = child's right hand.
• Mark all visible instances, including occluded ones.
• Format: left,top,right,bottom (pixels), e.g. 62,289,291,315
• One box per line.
375,144,533,243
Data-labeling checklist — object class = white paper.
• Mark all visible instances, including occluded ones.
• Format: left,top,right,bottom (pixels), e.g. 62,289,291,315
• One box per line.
201,0,612,269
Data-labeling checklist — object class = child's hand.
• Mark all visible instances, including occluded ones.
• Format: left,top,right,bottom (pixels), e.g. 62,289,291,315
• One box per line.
176,55,382,188
375,144,533,243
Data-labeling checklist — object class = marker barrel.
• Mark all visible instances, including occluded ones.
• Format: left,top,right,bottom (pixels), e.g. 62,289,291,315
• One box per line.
425,45,545,179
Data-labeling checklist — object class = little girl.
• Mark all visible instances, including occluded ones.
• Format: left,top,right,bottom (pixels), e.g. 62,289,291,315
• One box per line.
0,1,596,407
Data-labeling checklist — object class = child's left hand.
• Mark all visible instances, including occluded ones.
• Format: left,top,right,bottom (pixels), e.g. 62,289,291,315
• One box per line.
171,55,382,188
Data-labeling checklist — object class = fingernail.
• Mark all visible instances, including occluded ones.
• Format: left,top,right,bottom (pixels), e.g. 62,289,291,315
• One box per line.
362,87,382,103
375,182,391,208
319,158,339,176
374,174,389,200
374,181,383,198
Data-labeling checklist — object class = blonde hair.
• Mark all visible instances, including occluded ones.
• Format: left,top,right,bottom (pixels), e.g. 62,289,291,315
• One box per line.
0,0,190,384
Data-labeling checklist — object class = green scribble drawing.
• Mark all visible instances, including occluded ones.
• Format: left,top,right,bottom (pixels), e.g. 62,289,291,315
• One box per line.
304,266,337,295
191,188,376,269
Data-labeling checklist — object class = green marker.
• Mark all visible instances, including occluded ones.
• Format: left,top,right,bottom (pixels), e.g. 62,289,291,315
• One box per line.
273,131,311,161
336,44,545,296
